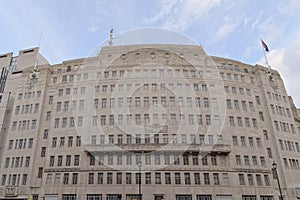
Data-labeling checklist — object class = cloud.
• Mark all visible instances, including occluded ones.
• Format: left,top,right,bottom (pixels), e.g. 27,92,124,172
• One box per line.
145,0,222,31
215,23,236,40
278,0,300,16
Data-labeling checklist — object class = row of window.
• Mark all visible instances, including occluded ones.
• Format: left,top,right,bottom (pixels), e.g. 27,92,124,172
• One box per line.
93,96,213,109
7,138,34,150
279,139,300,152
15,103,39,115
49,135,81,147
274,120,296,134
89,153,227,166
17,90,41,100
11,120,37,131
267,91,287,103
45,171,230,186
235,155,266,167
51,97,214,112
48,155,80,167
270,104,291,118
51,114,217,129
283,158,300,170
238,173,271,186
224,86,252,96
88,133,221,146
232,136,263,148
220,70,254,84
48,115,264,130
53,84,253,100
54,68,215,83
229,116,258,128
94,83,215,93
226,99,255,112
1,174,28,186
29,194,274,200
4,156,31,168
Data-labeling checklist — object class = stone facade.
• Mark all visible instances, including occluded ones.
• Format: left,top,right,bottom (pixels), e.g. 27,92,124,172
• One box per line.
0,44,299,200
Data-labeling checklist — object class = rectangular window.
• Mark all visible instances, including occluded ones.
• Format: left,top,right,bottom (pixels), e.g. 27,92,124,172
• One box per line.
175,173,181,184
204,173,210,185
62,194,77,200
213,173,219,185
126,173,132,184
97,173,103,184
107,173,113,184
38,167,43,178
239,174,245,185
184,173,191,185
88,173,94,184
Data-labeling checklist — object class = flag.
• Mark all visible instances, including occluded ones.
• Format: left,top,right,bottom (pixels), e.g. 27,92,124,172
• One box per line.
261,40,269,52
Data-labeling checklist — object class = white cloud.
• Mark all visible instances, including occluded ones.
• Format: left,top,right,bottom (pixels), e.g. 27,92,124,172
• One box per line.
215,23,236,40
145,0,222,31
278,0,300,16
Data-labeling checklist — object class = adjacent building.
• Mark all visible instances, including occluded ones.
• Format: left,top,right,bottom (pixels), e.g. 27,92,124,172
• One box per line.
0,43,299,200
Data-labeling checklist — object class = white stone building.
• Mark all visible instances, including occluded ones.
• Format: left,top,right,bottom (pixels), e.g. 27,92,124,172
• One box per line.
0,43,299,200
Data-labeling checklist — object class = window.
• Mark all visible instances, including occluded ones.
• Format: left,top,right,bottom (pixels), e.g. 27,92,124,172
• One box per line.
213,173,219,185
41,147,46,157
197,195,212,200
72,173,78,185
261,196,273,200
126,173,132,184
239,174,245,185
232,136,238,146
235,155,241,165
255,96,261,105
184,173,191,185
241,136,246,147
248,174,254,185
54,118,59,128
38,167,43,178
22,174,28,185
155,172,161,184
204,98,209,108
88,173,94,184
226,99,232,109
107,173,113,184
211,155,217,165
237,117,243,127
234,100,240,110
252,156,258,166
204,173,210,185
260,157,266,167
97,173,103,184
192,154,199,165
165,172,171,184
79,100,85,110
229,116,235,127
221,173,229,185
242,196,256,200
267,148,273,158
256,174,262,186
74,155,80,166
62,194,76,200
175,173,181,184
176,194,192,200
205,115,211,125
25,157,30,167
264,175,270,186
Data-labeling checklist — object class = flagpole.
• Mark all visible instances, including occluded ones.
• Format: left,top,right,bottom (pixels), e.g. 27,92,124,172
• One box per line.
34,32,43,71
260,38,271,69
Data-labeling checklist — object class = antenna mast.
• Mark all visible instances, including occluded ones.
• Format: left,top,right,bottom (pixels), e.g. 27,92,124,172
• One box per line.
108,29,113,46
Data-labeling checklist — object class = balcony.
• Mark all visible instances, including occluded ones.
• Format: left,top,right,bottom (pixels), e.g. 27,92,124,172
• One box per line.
84,143,231,154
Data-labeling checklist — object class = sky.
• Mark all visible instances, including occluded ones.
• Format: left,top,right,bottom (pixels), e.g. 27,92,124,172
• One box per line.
0,0,300,107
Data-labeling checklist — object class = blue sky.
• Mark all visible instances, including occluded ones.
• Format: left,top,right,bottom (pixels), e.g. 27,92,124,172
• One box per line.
1,0,300,106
